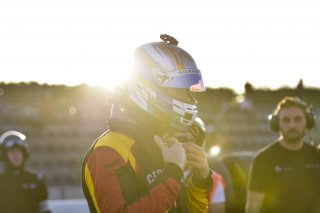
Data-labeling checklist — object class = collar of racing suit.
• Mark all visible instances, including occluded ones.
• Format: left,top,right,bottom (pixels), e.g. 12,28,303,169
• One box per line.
107,104,164,168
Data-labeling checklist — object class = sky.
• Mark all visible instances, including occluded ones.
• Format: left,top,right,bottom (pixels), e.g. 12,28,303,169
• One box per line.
1,0,320,94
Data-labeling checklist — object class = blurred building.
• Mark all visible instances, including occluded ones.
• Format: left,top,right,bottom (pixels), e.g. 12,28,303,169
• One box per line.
0,82,319,208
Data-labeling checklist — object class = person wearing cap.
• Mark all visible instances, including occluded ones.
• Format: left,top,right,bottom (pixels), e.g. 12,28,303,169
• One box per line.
0,130,51,213
82,35,213,213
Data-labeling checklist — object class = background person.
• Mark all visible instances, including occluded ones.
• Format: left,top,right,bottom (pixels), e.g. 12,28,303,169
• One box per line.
245,96,320,213
0,130,51,213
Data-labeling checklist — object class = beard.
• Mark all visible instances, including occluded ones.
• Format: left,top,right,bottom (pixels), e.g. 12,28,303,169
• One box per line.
282,129,306,144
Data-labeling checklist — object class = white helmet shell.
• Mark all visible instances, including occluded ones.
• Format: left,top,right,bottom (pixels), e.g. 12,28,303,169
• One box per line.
0,130,29,160
134,42,205,92
127,35,205,132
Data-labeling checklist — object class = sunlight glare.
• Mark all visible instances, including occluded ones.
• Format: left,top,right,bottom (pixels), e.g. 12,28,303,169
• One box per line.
85,68,131,91
209,145,221,157
62,51,133,90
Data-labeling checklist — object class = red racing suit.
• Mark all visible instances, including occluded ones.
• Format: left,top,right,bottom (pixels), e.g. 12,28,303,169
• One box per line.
82,106,213,213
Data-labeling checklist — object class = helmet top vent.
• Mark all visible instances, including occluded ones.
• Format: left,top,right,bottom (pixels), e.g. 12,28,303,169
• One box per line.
160,34,178,46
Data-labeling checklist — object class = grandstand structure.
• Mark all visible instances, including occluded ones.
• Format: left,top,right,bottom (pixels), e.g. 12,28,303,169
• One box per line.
0,82,319,201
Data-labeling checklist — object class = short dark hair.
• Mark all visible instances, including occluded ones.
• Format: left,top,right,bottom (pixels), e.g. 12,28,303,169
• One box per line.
275,96,309,115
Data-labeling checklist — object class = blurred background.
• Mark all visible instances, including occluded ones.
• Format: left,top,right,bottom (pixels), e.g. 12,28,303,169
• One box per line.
1,0,320,211
0,81,319,212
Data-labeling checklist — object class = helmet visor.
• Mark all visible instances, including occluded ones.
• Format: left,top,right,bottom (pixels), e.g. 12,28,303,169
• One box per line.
160,69,206,92
3,139,25,149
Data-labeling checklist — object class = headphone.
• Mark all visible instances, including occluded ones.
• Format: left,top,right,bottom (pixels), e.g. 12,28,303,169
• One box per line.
268,97,316,132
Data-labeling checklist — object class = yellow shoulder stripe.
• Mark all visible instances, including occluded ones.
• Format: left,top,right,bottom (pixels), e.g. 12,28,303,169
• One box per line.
94,132,136,169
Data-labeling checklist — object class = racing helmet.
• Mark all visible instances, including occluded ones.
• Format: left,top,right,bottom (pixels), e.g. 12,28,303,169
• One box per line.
127,34,206,132
0,130,30,160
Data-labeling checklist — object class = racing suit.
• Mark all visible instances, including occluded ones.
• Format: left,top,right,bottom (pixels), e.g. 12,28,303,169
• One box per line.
82,105,213,213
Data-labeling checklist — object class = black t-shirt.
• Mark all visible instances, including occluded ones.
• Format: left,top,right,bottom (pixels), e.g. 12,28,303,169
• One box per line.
248,141,320,213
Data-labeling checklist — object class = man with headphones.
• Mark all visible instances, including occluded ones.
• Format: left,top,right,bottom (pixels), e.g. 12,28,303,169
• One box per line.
245,97,320,213
0,130,51,213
